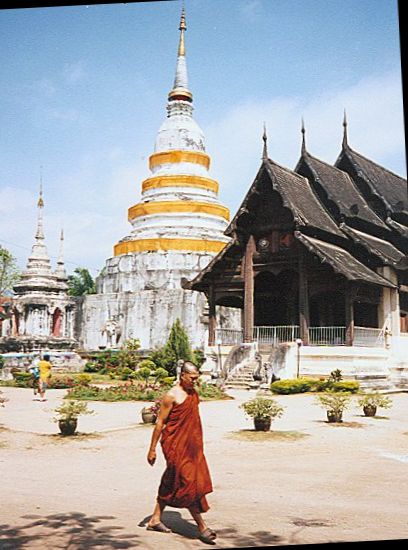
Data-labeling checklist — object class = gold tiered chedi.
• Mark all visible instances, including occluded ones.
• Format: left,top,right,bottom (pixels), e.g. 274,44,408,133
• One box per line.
114,6,230,256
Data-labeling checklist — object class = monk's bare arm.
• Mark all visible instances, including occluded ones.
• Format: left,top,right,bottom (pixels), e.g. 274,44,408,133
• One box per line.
147,393,174,466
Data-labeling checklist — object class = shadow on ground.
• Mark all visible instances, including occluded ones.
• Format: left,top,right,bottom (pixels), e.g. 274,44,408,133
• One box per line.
139,511,283,547
0,512,139,549
226,430,309,441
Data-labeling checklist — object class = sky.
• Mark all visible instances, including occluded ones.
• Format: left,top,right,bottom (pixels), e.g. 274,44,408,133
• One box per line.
0,0,405,277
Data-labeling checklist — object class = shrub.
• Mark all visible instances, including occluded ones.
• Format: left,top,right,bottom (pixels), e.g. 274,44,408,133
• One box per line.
329,369,343,382
13,372,33,388
149,319,193,377
48,375,76,389
331,381,360,393
76,373,92,386
83,361,100,373
162,376,176,386
120,367,137,380
315,390,352,415
153,367,169,381
53,400,94,422
138,360,156,371
270,378,313,394
240,397,284,419
0,355,5,369
192,348,205,368
357,392,393,409
196,382,231,400
65,383,165,402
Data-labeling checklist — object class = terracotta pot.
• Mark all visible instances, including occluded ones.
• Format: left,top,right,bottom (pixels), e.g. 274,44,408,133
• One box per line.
327,410,343,423
254,417,271,431
141,409,157,424
58,418,78,435
363,405,377,417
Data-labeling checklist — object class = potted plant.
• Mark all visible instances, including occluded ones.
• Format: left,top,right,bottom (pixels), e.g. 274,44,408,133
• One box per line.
141,398,161,424
357,392,393,417
53,400,95,435
315,390,352,423
240,397,284,431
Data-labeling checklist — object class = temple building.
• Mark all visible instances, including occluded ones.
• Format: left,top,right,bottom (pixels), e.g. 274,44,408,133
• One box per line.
79,9,239,350
184,119,408,389
0,187,77,352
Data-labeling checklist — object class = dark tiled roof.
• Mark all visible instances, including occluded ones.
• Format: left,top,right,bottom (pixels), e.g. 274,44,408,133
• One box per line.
295,232,396,287
340,224,406,268
263,160,344,237
181,239,240,291
386,216,408,238
298,153,388,230
337,146,408,214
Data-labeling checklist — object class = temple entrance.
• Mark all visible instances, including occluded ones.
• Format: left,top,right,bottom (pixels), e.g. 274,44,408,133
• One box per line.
254,270,298,326
52,308,62,337
354,301,378,327
310,291,345,326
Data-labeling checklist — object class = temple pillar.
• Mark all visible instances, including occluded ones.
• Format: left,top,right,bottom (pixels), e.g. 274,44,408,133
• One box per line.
377,267,400,347
345,283,354,346
208,285,216,346
243,235,255,343
298,247,309,345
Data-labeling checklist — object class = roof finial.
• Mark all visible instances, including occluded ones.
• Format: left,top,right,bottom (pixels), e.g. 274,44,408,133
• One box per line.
342,109,349,149
301,117,306,154
38,166,44,208
55,228,67,280
178,2,186,56
262,122,268,159
168,2,192,102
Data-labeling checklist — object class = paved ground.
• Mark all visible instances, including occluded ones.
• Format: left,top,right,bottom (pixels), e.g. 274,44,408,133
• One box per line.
0,385,407,549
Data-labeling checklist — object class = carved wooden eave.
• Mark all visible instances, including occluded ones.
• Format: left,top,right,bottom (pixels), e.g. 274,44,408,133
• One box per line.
385,216,408,238
339,223,406,270
294,231,396,288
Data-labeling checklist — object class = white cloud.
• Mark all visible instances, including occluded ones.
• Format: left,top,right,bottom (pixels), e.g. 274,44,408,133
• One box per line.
2,70,405,277
205,70,406,211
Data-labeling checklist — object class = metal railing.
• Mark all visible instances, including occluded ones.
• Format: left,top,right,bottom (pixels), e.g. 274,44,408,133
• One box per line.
353,326,384,347
253,325,300,345
214,325,386,348
308,326,347,346
215,328,243,346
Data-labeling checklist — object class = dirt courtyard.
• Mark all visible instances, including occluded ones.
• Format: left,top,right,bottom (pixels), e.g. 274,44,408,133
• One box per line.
0,386,407,549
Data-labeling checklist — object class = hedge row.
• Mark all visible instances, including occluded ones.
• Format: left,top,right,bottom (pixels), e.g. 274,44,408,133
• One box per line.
270,377,360,395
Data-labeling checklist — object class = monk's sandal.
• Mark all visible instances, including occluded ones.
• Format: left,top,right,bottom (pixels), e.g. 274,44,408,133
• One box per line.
146,521,171,533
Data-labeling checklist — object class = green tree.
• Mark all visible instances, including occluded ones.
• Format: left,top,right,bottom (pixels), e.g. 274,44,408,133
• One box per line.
150,319,193,376
67,267,96,296
0,246,20,295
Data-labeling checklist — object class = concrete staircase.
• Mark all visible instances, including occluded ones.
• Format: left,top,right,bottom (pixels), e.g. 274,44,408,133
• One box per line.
224,361,259,389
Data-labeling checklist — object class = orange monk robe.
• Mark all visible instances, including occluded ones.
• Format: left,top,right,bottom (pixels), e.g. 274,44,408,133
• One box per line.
158,390,213,513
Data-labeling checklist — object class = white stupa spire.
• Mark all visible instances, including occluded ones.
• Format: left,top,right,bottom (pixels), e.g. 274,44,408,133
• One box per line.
14,184,59,293
55,229,68,282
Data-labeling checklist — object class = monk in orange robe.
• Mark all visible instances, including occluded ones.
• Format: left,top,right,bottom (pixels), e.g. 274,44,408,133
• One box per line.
147,361,216,544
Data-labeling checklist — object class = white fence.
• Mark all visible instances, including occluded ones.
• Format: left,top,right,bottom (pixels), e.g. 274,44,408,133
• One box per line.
214,325,386,348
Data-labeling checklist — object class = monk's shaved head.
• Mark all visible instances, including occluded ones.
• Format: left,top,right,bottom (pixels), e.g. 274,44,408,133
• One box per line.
180,361,199,374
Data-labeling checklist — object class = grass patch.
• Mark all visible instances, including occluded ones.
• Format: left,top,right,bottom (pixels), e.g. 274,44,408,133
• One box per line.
226,429,309,442
40,432,103,443
323,420,365,428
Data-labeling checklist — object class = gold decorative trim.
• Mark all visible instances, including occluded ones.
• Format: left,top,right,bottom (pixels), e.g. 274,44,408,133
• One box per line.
114,238,228,256
142,175,219,193
128,201,230,221
149,150,210,170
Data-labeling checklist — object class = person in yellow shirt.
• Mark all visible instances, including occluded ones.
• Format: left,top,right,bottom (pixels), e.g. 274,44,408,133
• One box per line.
38,354,52,402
